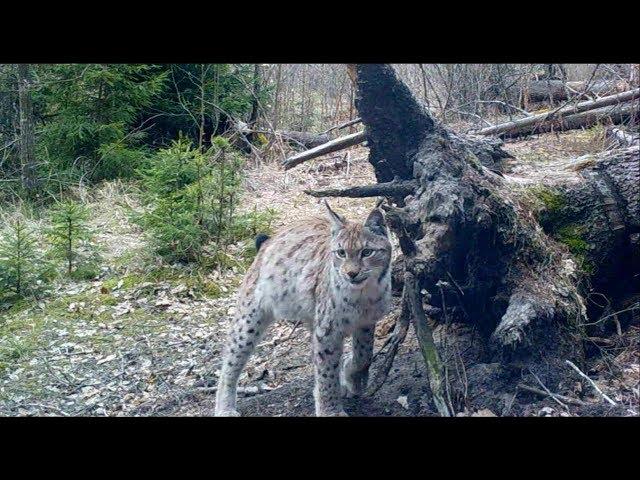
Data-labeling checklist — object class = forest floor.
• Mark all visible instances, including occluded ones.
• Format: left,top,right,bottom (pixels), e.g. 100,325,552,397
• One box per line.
1,130,638,417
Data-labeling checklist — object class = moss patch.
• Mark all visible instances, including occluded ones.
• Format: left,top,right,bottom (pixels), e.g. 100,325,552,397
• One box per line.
554,223,594,274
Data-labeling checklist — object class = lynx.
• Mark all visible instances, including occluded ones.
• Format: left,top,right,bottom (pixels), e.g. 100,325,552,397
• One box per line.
214,201,392,416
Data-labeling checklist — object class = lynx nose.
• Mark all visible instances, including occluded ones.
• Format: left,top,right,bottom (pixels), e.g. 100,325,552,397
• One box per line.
346,270,358,279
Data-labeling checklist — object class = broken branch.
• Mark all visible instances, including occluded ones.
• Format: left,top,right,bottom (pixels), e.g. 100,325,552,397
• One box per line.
565,360,617,406
282,131,366,170
304,180,417,199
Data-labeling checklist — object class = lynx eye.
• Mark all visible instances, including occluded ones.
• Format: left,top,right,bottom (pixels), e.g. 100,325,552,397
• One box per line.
361,248,374,258
336,249,346,258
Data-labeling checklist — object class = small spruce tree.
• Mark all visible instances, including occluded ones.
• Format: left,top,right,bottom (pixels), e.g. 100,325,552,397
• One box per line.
0,217,41,297
47,200,97,278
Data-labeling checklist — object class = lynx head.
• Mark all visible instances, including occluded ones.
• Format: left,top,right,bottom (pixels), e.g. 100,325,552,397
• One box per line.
324,200,392,287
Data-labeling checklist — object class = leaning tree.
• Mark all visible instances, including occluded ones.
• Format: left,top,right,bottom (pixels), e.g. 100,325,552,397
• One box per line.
297,64,639,416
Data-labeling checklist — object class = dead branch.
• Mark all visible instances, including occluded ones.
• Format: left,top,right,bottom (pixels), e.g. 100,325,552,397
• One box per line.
516,384,587,407
321,117,363,135
304,179,417,199
565,360,617,406
475,88,640,137
282,131,366,170
405,271,452,417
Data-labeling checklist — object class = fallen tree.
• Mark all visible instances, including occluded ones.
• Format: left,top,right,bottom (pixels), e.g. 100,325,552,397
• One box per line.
476,88,639,138
247,128,332,149
280,88,638,169
499,102,637,138
304,65,639,415
526,79,570,103
522,79,632,107
282,131,366,170
567,79,631,98
282,128,512,173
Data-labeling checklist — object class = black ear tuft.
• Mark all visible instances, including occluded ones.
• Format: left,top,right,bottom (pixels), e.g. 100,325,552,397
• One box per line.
255,233,270,251
323,200,346,233
365,209,387,236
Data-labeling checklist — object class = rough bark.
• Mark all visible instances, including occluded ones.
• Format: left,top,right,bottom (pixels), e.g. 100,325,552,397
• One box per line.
352,64,639,404
304,179,418,200
536,146,640,328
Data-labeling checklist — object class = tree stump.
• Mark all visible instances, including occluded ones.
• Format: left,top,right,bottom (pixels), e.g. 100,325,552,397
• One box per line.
352,64,639,410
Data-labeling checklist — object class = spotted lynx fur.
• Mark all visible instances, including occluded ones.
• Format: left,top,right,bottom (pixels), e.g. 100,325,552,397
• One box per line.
215,201,392,416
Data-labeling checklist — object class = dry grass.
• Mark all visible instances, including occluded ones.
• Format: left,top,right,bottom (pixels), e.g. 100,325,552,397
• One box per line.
240,145,378,229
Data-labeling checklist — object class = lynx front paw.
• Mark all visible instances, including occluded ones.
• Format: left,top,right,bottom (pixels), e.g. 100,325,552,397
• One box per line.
317,409,349,417
215,409,241,417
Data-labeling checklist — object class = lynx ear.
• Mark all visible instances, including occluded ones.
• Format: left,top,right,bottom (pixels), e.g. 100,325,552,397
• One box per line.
364,208,387,236
323,200,345,232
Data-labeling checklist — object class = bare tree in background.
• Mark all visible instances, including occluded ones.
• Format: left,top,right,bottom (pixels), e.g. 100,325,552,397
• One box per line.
16,63,38,195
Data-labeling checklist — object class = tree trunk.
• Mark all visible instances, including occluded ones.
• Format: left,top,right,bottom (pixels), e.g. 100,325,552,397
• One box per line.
247,64,261,144
501,101,638,138
476,88,640,138
16,63,38,195
351,64,639,411
527,79,570,102
272,64,283,131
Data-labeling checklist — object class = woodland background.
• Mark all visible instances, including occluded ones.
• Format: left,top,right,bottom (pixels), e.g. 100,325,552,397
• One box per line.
0,63,637,417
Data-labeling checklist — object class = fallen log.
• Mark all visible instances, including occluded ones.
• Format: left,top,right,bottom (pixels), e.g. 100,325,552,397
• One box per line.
524,79,631,105
283,129,512,173
245,128,332,149
501,102,638,138
567,79,631,98
280,88,638,171
350,64,639,413
526,79,570,102
276,130,332,149
304,179,418,199
476,88,640,138
281,131,366,170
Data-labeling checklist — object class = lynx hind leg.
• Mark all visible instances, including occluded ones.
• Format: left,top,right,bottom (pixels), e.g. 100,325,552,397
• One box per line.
215,302,272,417
341,326,375,398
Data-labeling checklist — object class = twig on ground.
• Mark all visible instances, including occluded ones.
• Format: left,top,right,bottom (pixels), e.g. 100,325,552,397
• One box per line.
517,384,587,407
565,360,617,406
528,368,568,410
195,384,276,396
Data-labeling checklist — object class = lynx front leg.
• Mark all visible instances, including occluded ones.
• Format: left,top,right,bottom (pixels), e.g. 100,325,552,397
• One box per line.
215,306,271,417
341,326,374,397
312,322,347,417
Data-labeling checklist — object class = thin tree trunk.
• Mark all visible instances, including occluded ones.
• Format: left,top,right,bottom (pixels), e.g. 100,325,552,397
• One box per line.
249,64,261,128
17,63,38,195
273,64,282,131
